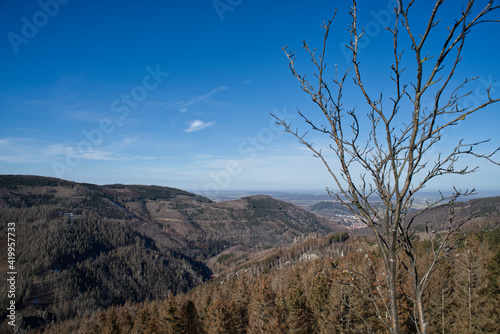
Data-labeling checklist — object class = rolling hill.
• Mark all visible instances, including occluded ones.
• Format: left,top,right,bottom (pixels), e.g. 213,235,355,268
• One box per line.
1,175,498,332
0,175,335,330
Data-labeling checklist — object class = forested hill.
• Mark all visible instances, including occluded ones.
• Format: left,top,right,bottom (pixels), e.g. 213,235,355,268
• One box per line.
309,196,500,233
47,228,500,334
0,175,336,331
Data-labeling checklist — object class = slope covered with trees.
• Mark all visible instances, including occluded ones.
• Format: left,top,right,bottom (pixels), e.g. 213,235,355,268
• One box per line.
0,175,336,331
0,176,212,330
1,175,499,332
47,229,500,334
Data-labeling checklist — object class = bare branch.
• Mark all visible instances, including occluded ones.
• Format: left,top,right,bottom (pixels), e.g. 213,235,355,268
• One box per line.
276,1,500,332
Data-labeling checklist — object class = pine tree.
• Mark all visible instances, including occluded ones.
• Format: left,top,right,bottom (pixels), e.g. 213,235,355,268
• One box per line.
144,303,161,334
165,296,186,333
116,302,134,333
131,304,150,334
309,272,331,333
426,261,455,333
452,235,498,333
226,278,249,333
226,300,247,334
287,273,312,334
102,306,120,334
396,267,416,334
310,273,330,314
467,236,499,333
248,279,276,334
180,300,204,334
327,268,359,333
207,297,231,334
484,231,500,333
88,311,106,334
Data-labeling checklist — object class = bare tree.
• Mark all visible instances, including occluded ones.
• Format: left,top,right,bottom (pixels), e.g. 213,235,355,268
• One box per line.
273,1,499,333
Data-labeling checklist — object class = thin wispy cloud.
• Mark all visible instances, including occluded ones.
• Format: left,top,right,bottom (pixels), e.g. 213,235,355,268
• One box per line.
0,136,141,163
53,137,138,161
21,99,51,105
165,86,227,112
62,110,109,123
185,120,215,133
0,137,46,163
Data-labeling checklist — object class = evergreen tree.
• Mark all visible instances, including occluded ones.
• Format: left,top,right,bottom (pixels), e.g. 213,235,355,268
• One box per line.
426,261,456,333
309,273,331,333
248,279,276,334
144,304,161,334
287,273,312,334
102,306,120,334
226,300,247,334
116,302,134,333
226,278,249,333
131,305,150,334
207,297,231,334
180,300,204,334
165,296,186,333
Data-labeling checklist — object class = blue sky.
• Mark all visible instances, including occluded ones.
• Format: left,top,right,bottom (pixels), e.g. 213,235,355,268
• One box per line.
0,0,499,196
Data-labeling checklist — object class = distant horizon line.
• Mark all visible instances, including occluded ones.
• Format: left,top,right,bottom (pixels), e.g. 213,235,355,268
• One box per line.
2,174,499,200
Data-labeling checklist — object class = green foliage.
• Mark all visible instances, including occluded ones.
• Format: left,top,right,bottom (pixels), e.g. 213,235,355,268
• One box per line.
483,227,500,247
287,273,313,334
3,193,56,208
180,300,204,334
327,231,349,244
310,200,344,212
165,296,186,333
0,175,73,188
106,183,212,202
309,274,331,314
217,253,235,264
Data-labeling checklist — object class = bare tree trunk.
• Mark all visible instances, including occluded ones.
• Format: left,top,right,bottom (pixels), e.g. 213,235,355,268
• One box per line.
467,259,473,333
275,1,500,332
388,256,400,334
416,291,428,334
442,291,445,334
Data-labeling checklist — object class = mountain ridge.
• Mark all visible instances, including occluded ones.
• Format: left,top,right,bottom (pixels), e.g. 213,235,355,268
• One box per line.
2,175,498,332
0,175,337,330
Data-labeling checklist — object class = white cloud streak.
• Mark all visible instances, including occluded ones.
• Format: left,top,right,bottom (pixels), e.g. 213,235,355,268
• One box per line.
165,86,227,112
0,137,46,163
185,120,215,133
0,136,141,164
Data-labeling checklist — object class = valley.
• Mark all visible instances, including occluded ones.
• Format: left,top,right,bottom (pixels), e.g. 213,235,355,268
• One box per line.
0,175,499,333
